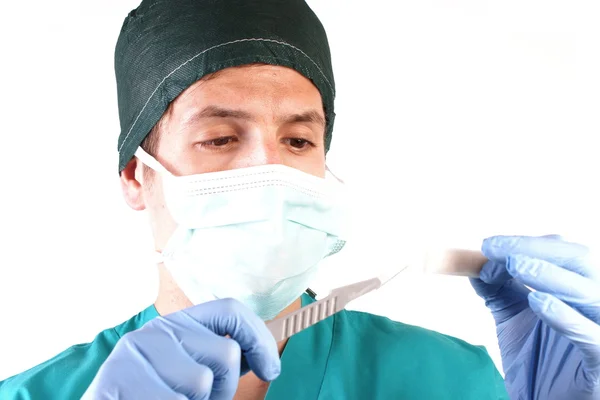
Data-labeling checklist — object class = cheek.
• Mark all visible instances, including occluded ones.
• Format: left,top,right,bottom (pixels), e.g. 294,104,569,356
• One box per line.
285,154,327,178
143,178,179,242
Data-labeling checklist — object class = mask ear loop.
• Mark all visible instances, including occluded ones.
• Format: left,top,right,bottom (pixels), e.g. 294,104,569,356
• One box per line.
325,165,344,184
135,147,172,175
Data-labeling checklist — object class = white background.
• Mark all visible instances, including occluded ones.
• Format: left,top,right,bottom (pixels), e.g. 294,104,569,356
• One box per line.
1,0,599,382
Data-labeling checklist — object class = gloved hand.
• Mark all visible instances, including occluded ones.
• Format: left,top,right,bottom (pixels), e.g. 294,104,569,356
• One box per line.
82,298,281,400
470,235,600,400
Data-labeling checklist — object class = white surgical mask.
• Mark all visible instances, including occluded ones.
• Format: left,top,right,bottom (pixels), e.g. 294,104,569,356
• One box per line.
135,148,349,320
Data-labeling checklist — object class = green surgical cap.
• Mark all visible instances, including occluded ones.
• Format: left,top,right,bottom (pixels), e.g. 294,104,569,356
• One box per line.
115,0,336,172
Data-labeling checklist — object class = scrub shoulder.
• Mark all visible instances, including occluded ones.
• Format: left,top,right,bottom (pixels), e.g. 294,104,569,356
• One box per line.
268,295,509,399
0,305,158,400
324,309,510,399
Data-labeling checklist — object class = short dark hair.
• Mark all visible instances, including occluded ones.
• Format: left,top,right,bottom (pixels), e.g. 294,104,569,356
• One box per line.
140,121,161,157
138,107,169,181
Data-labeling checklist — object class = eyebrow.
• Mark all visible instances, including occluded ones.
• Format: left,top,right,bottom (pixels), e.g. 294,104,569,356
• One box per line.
285,110,326,127
183,105,253,124
182,105,326,128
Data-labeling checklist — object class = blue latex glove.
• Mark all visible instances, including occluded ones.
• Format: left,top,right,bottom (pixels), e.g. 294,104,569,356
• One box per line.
82,298,281,400
471,235,600,400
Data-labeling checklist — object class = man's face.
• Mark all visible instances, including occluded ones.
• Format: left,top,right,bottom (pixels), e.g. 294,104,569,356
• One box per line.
121,64,327,250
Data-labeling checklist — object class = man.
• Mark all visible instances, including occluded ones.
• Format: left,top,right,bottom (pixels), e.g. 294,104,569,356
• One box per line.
1,1,599,399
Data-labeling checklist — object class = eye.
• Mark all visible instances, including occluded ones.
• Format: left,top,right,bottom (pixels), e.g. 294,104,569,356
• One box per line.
285,138,314,150
200,136,237,147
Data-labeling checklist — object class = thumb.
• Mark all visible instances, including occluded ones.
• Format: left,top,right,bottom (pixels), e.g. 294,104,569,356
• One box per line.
181,299,281,382
470,261,531,325
529,292,600,389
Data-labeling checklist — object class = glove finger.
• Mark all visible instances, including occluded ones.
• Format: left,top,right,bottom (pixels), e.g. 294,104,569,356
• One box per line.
470,274,530,324
110,330,213,400
479,259,513,285
540,234,566,240
182,298,281,382
152,316,242,400
482,235,598,281
82,353,188,400
479,235,563,285
528,292,600,386
508,255,600,324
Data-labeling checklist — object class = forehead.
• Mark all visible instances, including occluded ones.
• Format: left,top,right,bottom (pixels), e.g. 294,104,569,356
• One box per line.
170,64,325,118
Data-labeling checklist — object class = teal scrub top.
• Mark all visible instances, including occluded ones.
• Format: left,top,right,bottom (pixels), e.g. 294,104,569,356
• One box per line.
0,295,509,399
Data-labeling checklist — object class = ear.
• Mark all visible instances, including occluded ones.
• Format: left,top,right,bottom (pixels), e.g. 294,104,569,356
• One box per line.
120,157,146,211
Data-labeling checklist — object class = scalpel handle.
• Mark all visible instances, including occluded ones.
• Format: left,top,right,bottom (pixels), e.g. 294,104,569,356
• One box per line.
266,278,381,341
